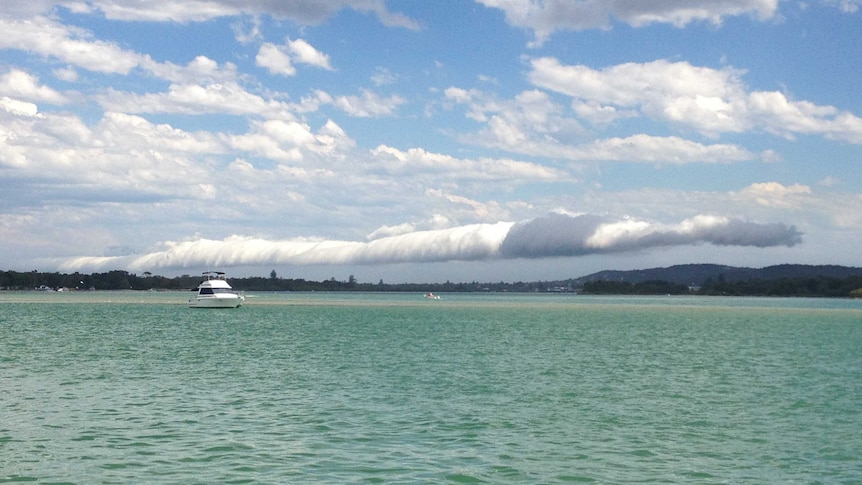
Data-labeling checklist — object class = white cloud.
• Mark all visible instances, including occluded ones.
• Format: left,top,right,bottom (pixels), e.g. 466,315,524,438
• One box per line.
0,96,39,117
476,0,779,45
49,0,420,28
731,182,862,230
256,39,333,77
500,213,800,257
746,91,862,143
571,135,755,164
256,42,297,77
556,181,861,238
52,67,79,82
0,16,145,74
0,0,66,19
82,0,237,22
228,119,354,162
287,39,333,70
528,57,747,133
266,87,405,118
96,82,296,119
2,95,291,216
333,89,406,117
445,85,755,163
96,111,222,155
231,14,263,44
529,57,862,144
445,87,590,157
367,215,453,241
370,145,566,180
367,222,416,240
571,100,638,125
55,212,801,272
0,17,244,85
736,182,813,208
0,108,219,196
0,69,68,104
145,55,240,84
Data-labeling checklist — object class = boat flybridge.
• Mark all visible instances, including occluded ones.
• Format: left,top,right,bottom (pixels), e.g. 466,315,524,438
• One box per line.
189,272,245,308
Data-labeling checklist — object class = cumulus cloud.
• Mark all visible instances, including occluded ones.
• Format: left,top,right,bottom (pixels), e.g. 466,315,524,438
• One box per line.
0,16,145,74
446,58,862,163
56,213,802,272
444,87,588,158
0,69,68,104
0,106,220,197
286,39,333,70
736,182,812,208
96,82,295,118
0,17,243,84
528,57,862,144
0,96,39,117
256,39,333,76
444,85,756,163
227,118,352,161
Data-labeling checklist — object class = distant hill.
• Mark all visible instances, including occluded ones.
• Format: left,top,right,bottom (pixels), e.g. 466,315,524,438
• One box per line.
573,264,862,287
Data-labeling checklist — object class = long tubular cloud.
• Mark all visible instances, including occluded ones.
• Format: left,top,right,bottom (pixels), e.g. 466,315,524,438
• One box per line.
57,214,801,273
500,214,802,258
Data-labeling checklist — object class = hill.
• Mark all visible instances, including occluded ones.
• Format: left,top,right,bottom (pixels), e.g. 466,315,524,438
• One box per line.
573,264,862,287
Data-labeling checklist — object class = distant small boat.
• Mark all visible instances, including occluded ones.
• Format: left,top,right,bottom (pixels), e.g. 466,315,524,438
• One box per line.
424,292,441,300
189,272,244,308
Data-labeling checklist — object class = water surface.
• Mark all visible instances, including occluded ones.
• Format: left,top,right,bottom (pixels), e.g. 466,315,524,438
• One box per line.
2,292,860,483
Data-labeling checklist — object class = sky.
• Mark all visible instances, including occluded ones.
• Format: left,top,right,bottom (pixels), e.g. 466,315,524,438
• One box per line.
1,0,860,284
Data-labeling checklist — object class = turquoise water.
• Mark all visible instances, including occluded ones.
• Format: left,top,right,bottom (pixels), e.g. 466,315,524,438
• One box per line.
2,291,860,483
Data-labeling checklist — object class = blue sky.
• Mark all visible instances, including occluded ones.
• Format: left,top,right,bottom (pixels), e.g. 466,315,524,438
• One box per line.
1,0,860,283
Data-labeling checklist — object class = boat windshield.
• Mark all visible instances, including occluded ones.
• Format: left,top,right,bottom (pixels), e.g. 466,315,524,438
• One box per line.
199,288,236,295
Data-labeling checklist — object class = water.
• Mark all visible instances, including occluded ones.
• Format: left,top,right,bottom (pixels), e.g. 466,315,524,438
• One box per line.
2,291,861,483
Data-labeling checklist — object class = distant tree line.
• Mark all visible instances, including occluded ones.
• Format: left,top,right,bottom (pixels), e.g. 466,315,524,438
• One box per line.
0,270,577,293
0,270,196,291
582,280,691,295
697,275,862,298
2,269,861,297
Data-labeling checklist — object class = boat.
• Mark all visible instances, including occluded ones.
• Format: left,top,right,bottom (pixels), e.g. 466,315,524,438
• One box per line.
189,272,245,308
424,292,441,300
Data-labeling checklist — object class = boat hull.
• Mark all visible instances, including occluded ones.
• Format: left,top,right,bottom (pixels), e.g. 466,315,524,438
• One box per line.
188,295,244,308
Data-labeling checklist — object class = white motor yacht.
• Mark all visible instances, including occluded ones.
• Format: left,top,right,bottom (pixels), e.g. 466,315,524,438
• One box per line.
189,272,245,308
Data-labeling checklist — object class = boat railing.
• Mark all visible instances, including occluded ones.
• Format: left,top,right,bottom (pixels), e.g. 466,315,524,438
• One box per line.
202,271,227,281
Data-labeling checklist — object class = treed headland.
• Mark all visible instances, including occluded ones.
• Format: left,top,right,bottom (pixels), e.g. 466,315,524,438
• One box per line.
3,264,862,298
